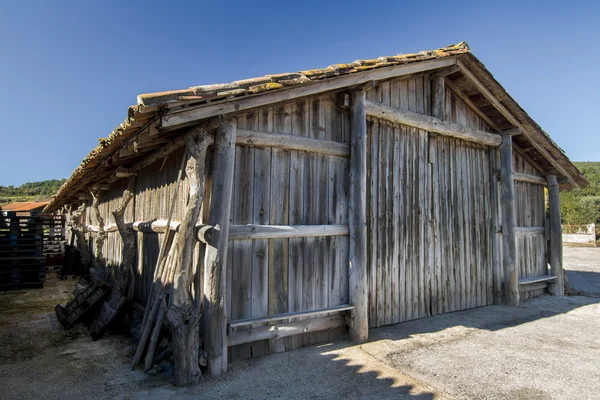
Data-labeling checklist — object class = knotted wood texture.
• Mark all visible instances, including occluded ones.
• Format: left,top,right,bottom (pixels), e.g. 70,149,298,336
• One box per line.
112,177,136,300
165,131,213,386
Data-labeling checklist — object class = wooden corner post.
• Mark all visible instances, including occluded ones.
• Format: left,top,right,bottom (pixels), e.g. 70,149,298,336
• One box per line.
547,175,565,296
349,90,369,342
204,118,237,376
500,133,519,306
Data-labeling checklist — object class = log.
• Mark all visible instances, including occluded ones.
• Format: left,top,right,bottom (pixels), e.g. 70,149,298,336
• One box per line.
132,220,181,233
112,177,136,300
547,175,565,296
348,90,369,343
236,129,349,157
204,118,237,376
164,132,214,386
228,224,348,240
513,172,546,185
365,100,501,147
227,315,346,347
500,134,519,306
90,189,107,272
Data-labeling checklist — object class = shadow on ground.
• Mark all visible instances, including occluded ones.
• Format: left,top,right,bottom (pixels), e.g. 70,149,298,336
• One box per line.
369,294,600,344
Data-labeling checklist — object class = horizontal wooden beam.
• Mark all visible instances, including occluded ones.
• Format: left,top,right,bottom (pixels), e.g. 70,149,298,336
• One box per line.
515,226,545,235
229,305,355,329
456,60,579,188
236,129,349,157
115,167,138,178
513,172,546,185
227,315,345,347
228,224,349,240
132,219,181,233
86,223,118,233
518,275,557,285
160,58,458,129
365,100,501,147
91,184,110,191
433,64,460,78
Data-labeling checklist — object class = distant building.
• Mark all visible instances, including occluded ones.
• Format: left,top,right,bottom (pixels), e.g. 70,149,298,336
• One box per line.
0,201,50,215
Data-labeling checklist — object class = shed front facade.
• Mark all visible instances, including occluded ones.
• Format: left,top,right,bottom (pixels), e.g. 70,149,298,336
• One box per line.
46,42,587,383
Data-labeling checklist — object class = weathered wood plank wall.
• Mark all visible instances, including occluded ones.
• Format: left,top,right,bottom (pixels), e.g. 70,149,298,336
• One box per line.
226,94,351,358
79,70,552,360
512,151,548,299
365,74,496,327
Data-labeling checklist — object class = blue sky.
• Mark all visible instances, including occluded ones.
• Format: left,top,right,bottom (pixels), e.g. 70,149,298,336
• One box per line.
0,0,598,185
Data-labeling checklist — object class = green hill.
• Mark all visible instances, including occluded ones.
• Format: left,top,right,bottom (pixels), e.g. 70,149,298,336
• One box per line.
561,162,600,225
0,179,66,206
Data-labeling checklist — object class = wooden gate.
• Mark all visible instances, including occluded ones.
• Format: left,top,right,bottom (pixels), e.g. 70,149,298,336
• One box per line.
366,121,497,327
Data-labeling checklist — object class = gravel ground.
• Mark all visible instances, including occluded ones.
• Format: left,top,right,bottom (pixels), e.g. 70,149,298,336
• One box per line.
563,246,600,297
1,249,599,400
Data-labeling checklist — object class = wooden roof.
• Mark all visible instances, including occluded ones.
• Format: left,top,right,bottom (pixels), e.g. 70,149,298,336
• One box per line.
45,42,587,211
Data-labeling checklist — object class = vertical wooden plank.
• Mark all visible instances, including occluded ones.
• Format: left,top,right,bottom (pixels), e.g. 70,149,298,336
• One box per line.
377,121,386,327
251,107,273,358
454,141,465,311
349,90,369,342
547,175,564,296
500,134,519,306
268,104,291,353
405,126,414,321
419,130,427,317
368,117,379,327
392,125,400,324
429,133,439,316
399,124,408,322
204,118,237,376
385,122,394,325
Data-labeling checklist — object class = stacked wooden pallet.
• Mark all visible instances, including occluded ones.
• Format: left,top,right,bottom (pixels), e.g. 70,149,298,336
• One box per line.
0,211,46,289
41,214,65,267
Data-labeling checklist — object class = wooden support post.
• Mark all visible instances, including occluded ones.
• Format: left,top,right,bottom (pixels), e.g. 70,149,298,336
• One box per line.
204,118,237,376
348,90,369,343
500,133,519,306
547,175,565,296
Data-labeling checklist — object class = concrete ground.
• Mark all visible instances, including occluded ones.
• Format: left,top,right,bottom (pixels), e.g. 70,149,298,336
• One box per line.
564,246,600,297
1,248,599,399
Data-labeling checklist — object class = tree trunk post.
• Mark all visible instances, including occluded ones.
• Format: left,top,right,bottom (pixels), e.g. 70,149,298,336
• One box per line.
500,133,519,306
547,175,564,296
204,118,237,376
348,90,369,343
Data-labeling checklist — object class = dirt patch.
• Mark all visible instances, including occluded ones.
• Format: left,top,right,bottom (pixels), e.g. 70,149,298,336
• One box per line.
0,274,78,364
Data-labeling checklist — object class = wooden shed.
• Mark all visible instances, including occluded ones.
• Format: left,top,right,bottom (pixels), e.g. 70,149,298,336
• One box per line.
46,42,588,385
